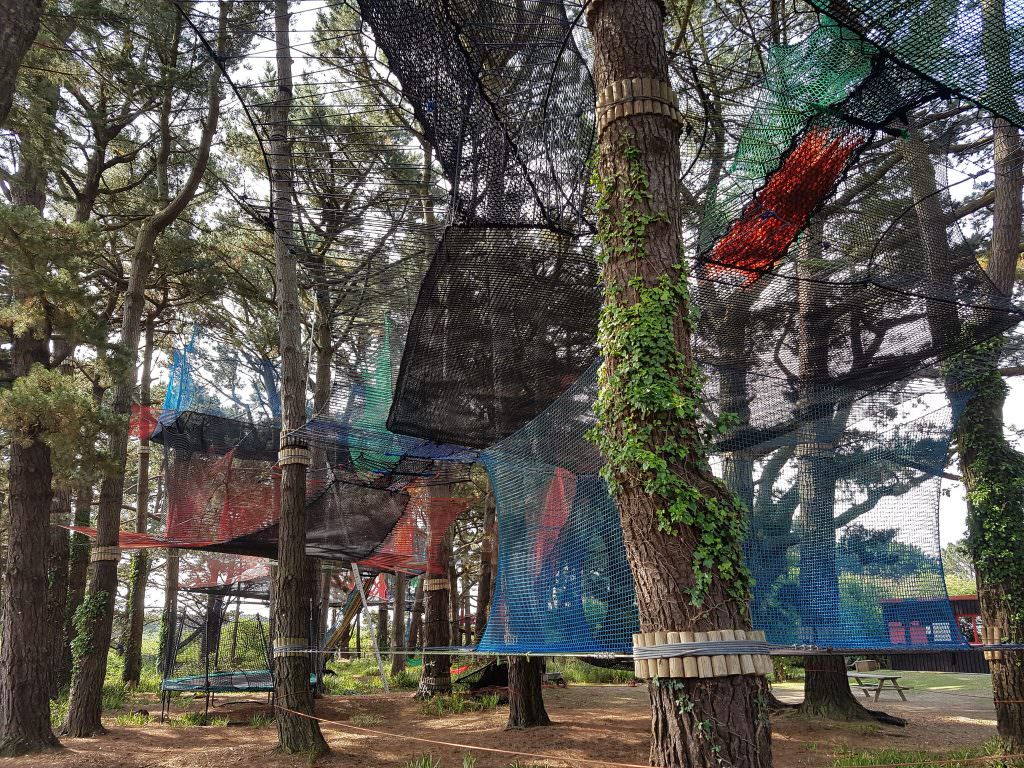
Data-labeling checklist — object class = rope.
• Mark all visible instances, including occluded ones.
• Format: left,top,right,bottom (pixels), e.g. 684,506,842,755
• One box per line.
274,705,659,768
275,704,1024,768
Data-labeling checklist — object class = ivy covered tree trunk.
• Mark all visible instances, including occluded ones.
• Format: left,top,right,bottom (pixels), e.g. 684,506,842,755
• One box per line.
587,1,772,766
269,0,329,755
0,330,61,756
159,548,179,676
507,656,550,729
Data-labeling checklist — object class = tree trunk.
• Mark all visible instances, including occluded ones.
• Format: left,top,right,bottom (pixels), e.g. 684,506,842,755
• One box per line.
417,524,453,699
448,558,459,646
269,0,328,755
159,549,179,676
123,322,155,686
507,656,550,729
390,573,407,675
587,2,772,765
46,490,72,699
63,6,226,736
408,577,425,653
0,331,60,755
474,490,496,640
377,598,389,654
0,0,44,128
57,485,93,695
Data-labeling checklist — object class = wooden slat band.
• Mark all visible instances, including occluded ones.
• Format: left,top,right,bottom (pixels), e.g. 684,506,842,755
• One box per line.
984,626,1006,662
794,442,835,457
90,546,122,563
595,77,685,138
273,636,309,657
278,445,312,467
423,578,450,591
632,629,772,679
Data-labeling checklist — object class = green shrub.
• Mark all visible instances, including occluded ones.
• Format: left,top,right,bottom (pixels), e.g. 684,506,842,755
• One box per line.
405,755,441,768
49,696,68,729
390,668,421,690
102,682,128,711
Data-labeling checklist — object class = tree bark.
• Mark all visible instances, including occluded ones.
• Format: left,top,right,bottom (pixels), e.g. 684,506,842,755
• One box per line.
588,2,772,766
47,490,72,699
417,523,453,699
0,0,44,128
269,0,328,755
474,490,496,640
57,486,93,695
159,549,179,676
408,577,425,653
0,331,60,756
62,6,227,737
0,69,62,755
123,321,156,686
507,656,550,729
390,573,407,675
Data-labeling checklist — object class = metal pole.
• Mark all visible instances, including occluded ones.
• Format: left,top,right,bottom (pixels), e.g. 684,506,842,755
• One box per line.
351,563,389,692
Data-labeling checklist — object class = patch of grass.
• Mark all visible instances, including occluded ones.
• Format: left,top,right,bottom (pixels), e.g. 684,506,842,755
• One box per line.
832,744,1023,767
420,692,500,718
168,711,229,728
249,711,274,728
871,669,992,696
114,711,151,727
548,658,633,685
349,713,384,728
461,755,477,768
405,755,441,768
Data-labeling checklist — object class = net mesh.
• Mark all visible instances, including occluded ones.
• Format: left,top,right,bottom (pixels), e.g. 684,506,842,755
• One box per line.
131,0,1024,656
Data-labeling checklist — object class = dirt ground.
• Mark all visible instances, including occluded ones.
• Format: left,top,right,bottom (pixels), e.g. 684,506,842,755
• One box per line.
1,684,998,768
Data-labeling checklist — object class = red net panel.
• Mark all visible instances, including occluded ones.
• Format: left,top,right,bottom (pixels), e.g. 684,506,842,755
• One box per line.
532,468,574,578
358,481,470,575
708,128,863,283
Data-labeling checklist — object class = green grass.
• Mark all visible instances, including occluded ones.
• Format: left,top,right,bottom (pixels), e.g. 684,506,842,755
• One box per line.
548,658,634,685
349,713,384,727
168,711,229,728
249,711,274,728
114,711,151,727
832,743,1023,767
405,756,442,768
420,691,500,718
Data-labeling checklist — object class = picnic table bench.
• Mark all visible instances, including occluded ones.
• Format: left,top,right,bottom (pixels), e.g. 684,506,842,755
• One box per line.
847,672,910,701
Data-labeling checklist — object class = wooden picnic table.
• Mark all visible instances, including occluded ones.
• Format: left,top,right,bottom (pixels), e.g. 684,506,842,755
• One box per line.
847,672,910,702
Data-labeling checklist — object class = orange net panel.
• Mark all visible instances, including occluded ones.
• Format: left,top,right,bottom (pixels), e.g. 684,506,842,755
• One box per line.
708,128,863,283
358,481,470,575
